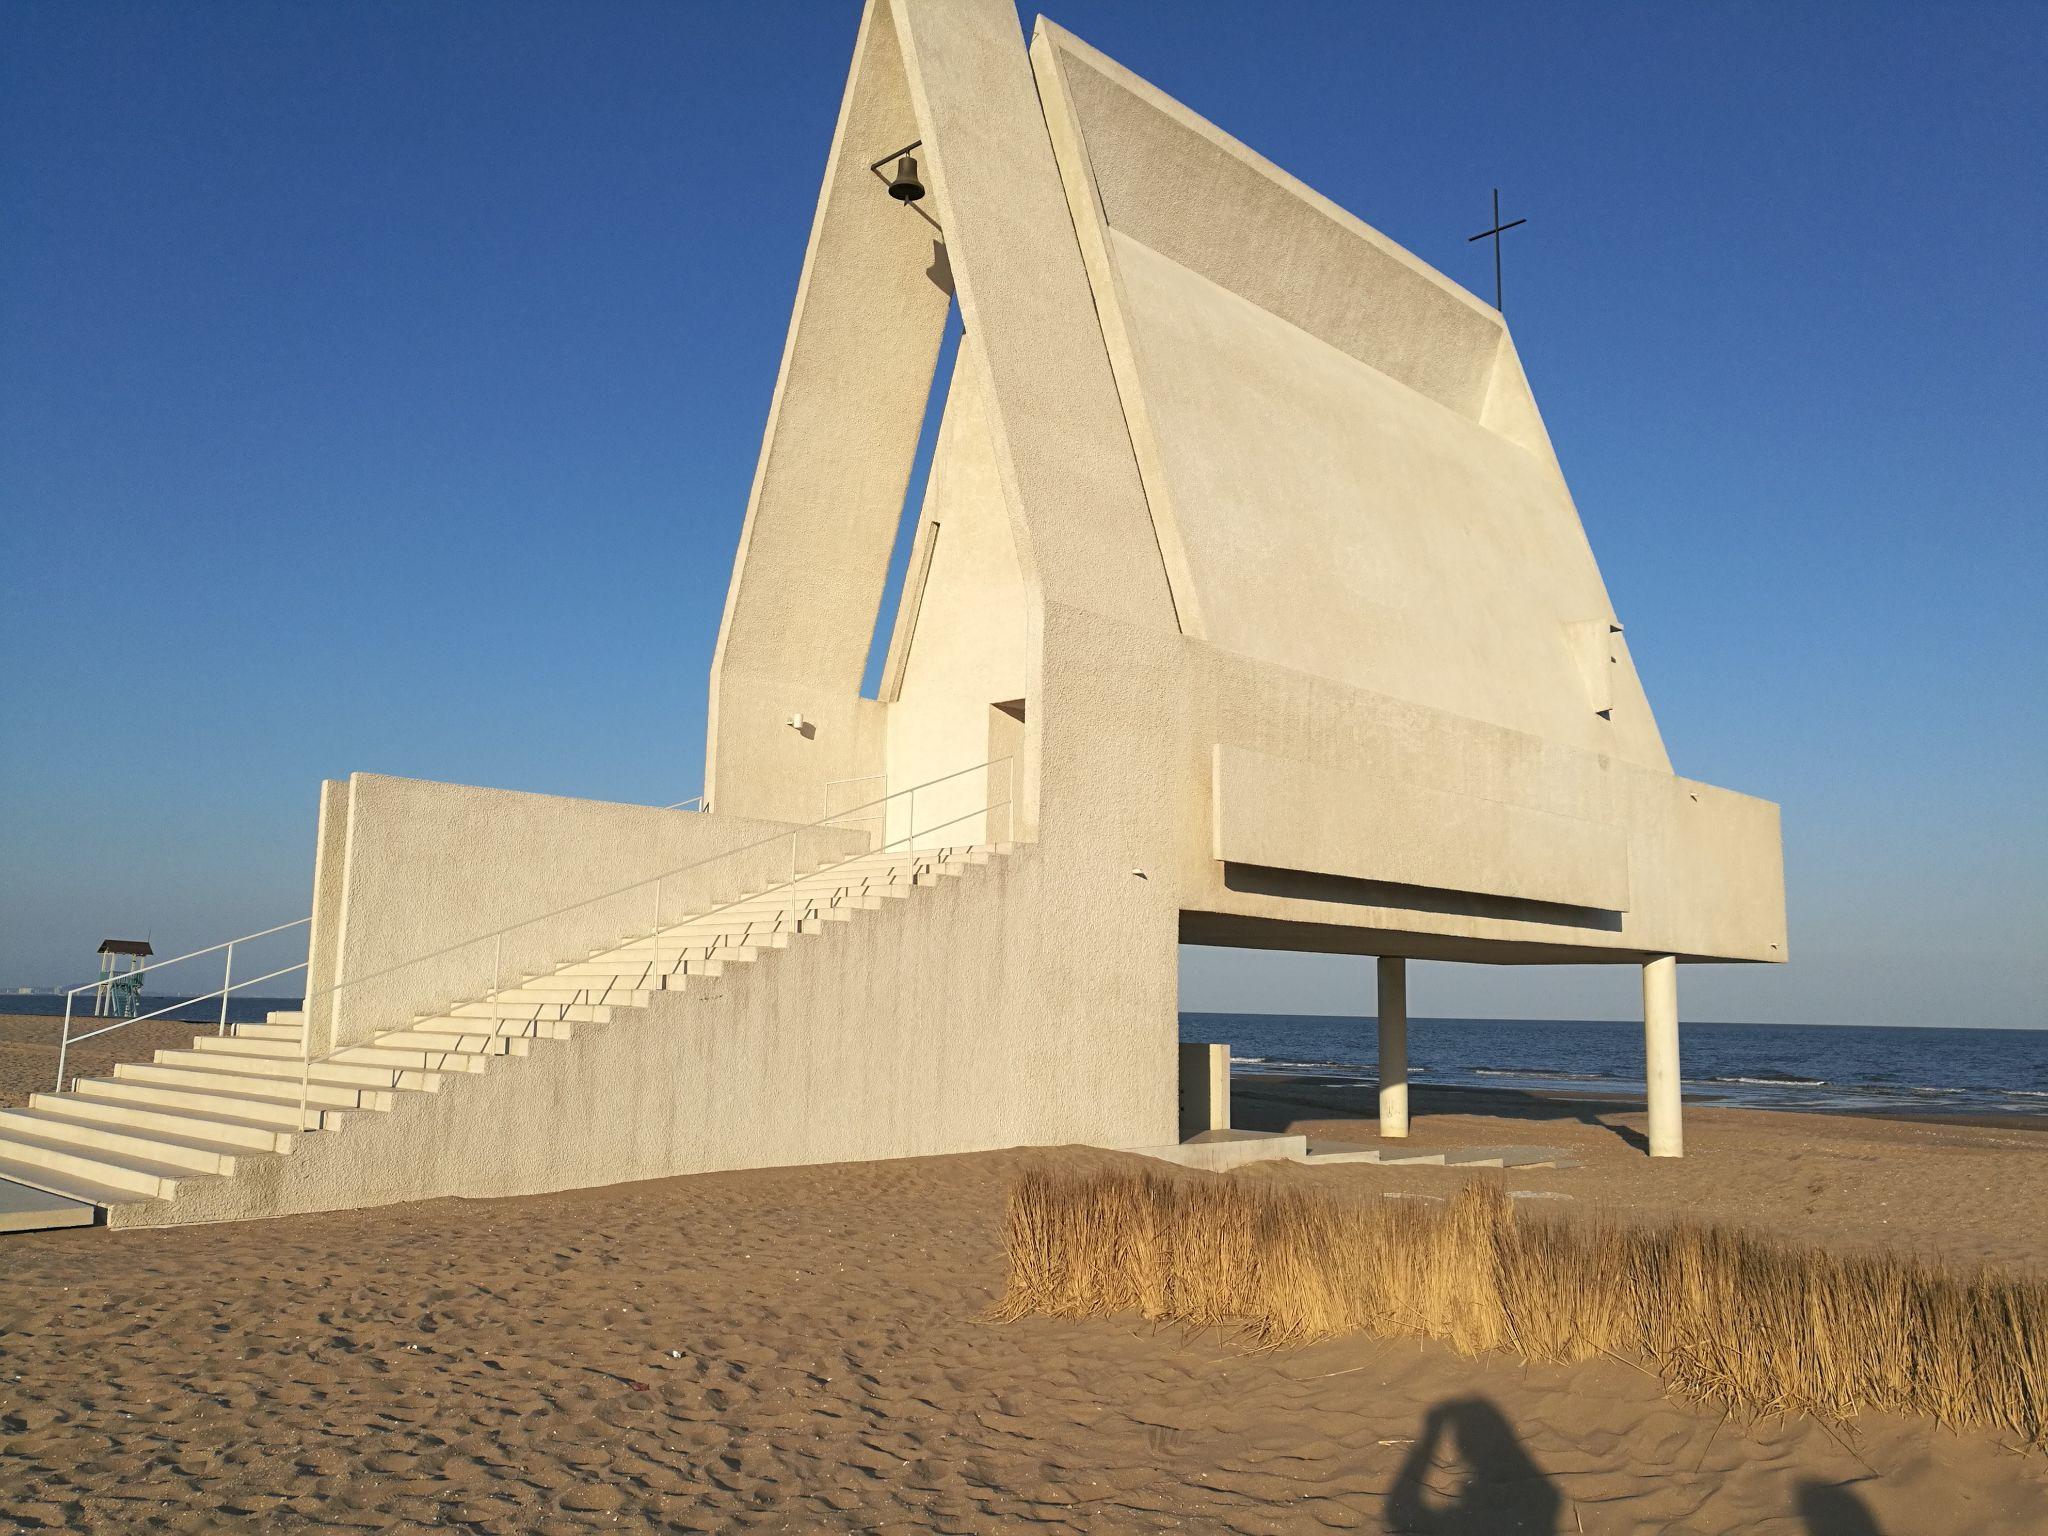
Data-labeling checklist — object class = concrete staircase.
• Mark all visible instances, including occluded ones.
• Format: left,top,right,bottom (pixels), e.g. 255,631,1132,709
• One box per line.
0,843,1001,1227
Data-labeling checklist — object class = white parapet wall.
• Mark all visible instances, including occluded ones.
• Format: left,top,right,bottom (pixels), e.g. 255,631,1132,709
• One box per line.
306,775,872,1055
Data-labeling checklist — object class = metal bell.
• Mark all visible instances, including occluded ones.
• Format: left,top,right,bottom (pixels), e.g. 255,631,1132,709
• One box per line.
887,154,925,203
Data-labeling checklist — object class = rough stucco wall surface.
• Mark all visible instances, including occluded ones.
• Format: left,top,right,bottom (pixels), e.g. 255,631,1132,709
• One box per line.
119,843,1179,1228
1213,744,1633,913
1047,34,1501,424
320,777,866,1053
705,3,944,823
1108,231,1668,769
890,0,1176,634
1017,600,1783,964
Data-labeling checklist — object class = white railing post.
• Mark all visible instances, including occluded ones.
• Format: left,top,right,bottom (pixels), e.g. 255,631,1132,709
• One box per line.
492,934,503,1036
788,831,800,938
55,991,75,1093
218,940,236,1036
907,787,916,852
652,876,664,991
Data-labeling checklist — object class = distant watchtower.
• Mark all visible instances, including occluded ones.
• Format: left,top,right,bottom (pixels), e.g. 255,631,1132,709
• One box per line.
93,939,152,1019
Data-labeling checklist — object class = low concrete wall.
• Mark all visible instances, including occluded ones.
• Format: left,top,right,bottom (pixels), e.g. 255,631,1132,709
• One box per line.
312,775,868,1053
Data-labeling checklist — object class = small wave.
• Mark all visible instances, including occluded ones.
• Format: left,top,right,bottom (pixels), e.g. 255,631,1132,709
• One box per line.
1471,1067,1617,1083
2010,1089,2048,1100
1708,1073,1828,1088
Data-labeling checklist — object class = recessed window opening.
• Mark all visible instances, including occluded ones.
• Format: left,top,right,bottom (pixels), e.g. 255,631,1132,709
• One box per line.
860,300,964,699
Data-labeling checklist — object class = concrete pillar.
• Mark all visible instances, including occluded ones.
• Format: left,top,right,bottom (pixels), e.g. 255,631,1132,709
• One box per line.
1377,956,1408,1138
1642,954,1683,1158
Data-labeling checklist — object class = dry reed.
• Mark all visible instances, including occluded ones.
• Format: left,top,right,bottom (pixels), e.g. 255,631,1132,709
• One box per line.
993,1166,2048,1448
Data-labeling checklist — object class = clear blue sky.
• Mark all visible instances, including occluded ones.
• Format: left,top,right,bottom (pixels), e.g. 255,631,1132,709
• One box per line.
3,2,2042,1026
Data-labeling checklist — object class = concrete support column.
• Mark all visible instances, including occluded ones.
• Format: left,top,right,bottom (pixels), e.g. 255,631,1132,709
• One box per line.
1377,956,1408,1139
1642,955,1683,1158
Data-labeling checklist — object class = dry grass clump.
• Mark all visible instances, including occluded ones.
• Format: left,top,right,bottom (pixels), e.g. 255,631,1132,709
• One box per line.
994,1166,2048,1448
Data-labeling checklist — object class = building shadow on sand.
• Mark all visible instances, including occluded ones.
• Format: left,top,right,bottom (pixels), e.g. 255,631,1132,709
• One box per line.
1236,1078,1654,1153
1385,1397,1560,1534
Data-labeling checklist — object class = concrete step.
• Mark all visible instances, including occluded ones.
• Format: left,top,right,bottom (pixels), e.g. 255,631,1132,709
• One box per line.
373,1029,533,1057
114,1060,403,1108
643,919,818,943
557,948,757,976
233,1022,303,1043
150,1047,441,1092
446,1000,613,1023
266,1010,306,1027
409,1015,574,1042
687,899,867,920
482,980,653,1005
84,1073,348,1128
399,1011,573,1038
738,881,913,903
580,950,729,973
0,1107,258,1177
0,1154,158,1211
191,1035,309,1060
0,1125,192,1199
29,1091,295,1152
330,1044,492,1074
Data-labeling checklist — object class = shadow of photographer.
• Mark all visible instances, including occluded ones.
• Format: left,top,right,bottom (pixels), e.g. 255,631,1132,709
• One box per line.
1386,1396,1561,1534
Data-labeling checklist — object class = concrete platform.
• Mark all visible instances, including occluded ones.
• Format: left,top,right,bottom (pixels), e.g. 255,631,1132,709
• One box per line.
1301,1139,1579,1170
1129,1134,1579,1174
0,1176,97,1233
1130,1129,1308,1171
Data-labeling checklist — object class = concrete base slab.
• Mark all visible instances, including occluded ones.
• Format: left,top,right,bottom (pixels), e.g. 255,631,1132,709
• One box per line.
1297,1139,1578,1171
1128,1129,1308,1172
0,1178,97,1233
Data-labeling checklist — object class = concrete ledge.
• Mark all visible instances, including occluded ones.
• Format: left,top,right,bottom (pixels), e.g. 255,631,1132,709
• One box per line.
1126,1129,1307,1172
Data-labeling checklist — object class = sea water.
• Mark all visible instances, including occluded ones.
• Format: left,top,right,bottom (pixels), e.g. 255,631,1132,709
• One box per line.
11,996,2043,1122
1185,1013,2048,1121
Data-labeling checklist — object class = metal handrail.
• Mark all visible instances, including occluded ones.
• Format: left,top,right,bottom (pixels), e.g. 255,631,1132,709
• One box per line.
663,795,705,812
51,917,312,1092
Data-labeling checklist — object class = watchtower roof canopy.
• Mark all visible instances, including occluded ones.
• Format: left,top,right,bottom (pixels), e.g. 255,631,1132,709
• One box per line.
98,939,152,957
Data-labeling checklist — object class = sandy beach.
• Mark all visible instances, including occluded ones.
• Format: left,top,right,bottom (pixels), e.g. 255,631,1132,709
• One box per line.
4,1090,2047,1534
1232,1075,2048,1270
0,1012,223,1113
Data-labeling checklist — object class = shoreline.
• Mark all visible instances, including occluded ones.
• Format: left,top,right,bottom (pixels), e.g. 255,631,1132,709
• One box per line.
1232,1070,2048,1134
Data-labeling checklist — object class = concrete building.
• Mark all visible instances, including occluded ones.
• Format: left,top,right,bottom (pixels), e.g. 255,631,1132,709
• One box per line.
0,0,1782,1230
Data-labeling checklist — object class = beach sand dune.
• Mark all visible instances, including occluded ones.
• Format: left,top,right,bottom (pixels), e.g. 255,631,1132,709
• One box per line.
3,1137,2045,1533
